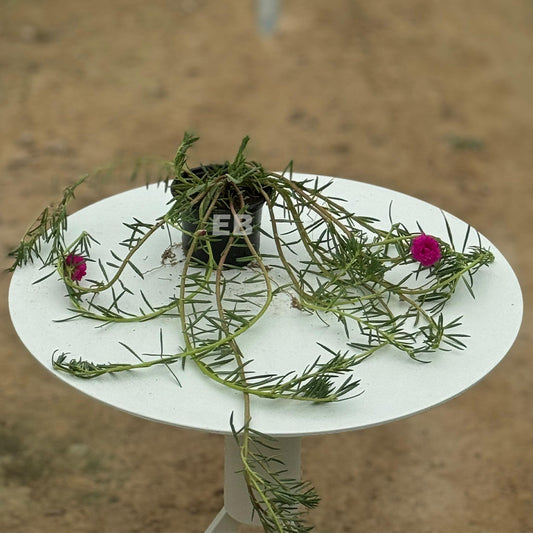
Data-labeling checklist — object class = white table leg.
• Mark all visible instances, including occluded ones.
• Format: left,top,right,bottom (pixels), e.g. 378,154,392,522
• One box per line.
256,0,280,34
210,435,301,529
205,507,241,533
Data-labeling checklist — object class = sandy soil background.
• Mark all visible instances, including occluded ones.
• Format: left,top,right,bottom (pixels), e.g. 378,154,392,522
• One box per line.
0,1,532,532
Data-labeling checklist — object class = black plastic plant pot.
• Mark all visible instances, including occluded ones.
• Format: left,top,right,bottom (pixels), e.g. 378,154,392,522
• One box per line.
172,165,266,267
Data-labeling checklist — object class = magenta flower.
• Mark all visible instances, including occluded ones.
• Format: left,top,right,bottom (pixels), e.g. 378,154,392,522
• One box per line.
410,234,441,267
65,254,87,281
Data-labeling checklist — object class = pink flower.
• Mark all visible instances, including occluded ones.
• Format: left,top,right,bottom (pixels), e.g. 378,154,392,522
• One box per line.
65,254,87,281
410,234,441,267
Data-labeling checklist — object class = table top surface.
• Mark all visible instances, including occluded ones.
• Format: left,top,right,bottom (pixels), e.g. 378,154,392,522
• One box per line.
9,175,523,436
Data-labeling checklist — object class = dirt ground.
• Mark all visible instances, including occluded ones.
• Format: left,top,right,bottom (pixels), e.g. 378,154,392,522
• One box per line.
1,1,532,532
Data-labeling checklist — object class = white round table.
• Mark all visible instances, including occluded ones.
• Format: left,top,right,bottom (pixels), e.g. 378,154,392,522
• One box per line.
9,175,523,531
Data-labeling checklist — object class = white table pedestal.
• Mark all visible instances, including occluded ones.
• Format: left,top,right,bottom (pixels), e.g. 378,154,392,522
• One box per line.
206,436,302,532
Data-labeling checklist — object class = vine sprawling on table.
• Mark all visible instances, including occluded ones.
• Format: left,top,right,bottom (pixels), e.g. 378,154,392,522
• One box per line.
9,133,494,532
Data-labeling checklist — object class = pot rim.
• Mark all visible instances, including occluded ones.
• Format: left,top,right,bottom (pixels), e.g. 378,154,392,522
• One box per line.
171,163,271,211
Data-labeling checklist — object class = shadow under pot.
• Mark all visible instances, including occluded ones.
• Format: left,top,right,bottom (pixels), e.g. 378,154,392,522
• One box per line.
172,165,266,267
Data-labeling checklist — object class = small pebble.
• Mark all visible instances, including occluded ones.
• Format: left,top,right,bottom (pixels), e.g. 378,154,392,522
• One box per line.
17,132,35,148
7,151,32,169
19,25,50,43
20,25,39,42
44,139,72,156
67,443,90,458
